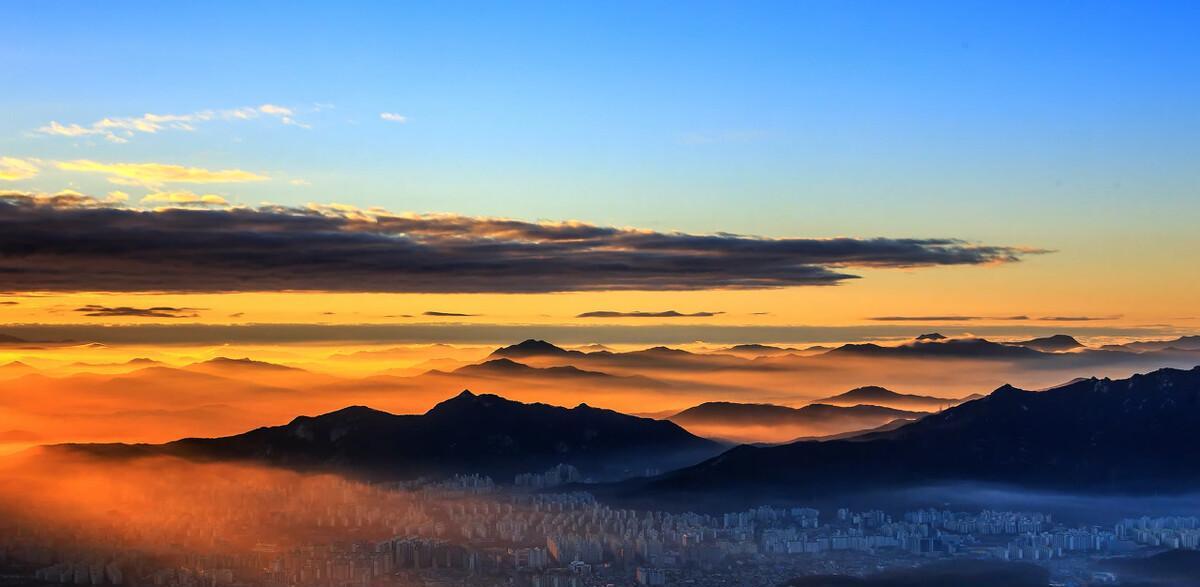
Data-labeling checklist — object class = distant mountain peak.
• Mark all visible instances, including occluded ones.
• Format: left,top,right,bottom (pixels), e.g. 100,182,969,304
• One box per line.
196,356,297,370
489,339,576,358
814,386,975,410
1009,334,1084,352
916,332,946,341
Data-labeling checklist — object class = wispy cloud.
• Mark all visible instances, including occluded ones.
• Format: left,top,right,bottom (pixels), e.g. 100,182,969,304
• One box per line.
0,157,39,181
380,112,408,123
36,104,307,143
577,310,723,318
73,305,203,318
55,160,268,186
0,192,1048,294
423,311,477,317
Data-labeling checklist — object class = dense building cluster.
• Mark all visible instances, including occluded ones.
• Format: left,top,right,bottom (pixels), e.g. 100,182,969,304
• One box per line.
1,469,1196,587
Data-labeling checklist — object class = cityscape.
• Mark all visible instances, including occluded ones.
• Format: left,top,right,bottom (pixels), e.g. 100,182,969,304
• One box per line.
3,463,1198,587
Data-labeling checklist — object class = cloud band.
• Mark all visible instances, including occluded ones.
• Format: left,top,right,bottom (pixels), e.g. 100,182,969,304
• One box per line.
0,193,1046,294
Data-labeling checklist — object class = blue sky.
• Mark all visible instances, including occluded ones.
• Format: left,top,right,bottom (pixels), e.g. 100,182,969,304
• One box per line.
3,0,1197,243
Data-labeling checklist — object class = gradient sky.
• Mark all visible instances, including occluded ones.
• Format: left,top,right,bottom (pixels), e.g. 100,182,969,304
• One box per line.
1,1,1197,338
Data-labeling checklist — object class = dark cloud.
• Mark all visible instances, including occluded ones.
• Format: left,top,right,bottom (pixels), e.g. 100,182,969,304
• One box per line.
577,310,724,318
74,305,202,318
0,193,1048,293
423,311,477,317
869,315,1030,322
1039,315,1121,322
0,301,17,306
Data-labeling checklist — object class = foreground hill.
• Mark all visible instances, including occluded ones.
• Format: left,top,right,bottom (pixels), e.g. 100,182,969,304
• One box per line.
56,391,724,481
630,366,1200,503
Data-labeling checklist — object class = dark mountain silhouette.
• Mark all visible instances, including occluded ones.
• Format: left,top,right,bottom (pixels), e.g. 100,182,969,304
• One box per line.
489,339,583,360
826,338,1046,360
813,386,968,409
719,344,799,357
489,340,750,372
915,332,946,341
630,366,1200,504
58,391,724,481
670,402,924,428
447,359,669,388
1007,334,1084,352
1116,335,1200,353
453,358,611,379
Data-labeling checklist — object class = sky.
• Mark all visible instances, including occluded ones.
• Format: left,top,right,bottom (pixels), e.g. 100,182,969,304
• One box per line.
1,1,1198,342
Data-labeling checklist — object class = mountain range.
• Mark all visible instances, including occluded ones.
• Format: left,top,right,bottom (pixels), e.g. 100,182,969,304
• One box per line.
55,390,724,481
671,401,923,425
667,401,926,443
624,366,1200,505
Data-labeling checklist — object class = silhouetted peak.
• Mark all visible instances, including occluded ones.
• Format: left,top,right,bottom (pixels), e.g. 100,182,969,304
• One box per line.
1009,334,1083,352
489,339,573,358
989,383,1027,398
291,405,392,426
456,358,534,373
425,389,521,416
638,346,689,355
916,332,946,341
841,385,897,397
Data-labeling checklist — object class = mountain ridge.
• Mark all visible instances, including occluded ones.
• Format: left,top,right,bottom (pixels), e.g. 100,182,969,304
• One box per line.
53,390,725,482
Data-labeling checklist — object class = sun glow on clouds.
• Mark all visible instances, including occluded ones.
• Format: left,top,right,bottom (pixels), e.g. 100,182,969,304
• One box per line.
141,191,230,206
36,104,307,143
0,157,40,181
55,160,268,186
